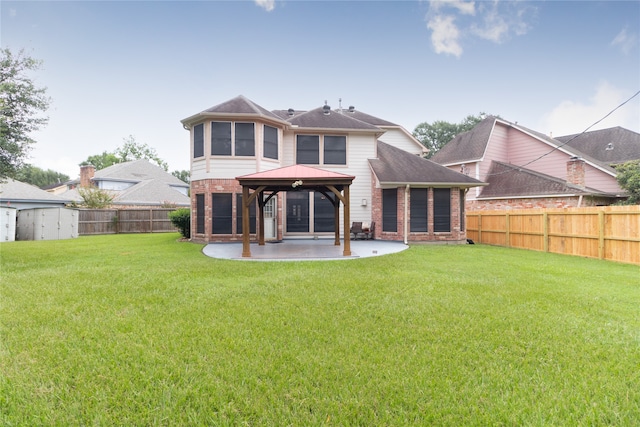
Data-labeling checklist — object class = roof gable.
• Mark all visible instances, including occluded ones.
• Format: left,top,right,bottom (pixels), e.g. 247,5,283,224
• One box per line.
430,116,497,164
369,141,485,187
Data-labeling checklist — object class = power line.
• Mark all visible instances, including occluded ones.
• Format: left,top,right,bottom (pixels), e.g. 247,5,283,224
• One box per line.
483,89,640,178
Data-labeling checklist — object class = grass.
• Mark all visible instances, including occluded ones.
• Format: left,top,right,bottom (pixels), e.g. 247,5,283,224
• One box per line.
1,233,639,426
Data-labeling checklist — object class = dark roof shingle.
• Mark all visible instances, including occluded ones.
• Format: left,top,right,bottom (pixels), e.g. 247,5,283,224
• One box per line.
369,141,485,187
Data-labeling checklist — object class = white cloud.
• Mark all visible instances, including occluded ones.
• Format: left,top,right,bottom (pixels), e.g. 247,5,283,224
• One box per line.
255,0,275,12
430,0,476,15
426,0,536,55
540,82,640,136
611,27,638,55
427,14,463,58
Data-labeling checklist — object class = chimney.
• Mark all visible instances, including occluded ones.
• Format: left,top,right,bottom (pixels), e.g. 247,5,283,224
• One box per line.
566,157,585,188
80,165,95,188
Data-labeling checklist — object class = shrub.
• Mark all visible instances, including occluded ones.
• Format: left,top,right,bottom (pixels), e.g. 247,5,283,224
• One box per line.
76,187,114,208
169,208,190,238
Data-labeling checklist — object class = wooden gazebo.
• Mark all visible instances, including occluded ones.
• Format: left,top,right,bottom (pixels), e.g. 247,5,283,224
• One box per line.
236,165,355,258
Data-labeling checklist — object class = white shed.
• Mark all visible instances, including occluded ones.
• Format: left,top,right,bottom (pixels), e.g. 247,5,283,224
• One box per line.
1,207,17,242
16,208,79,241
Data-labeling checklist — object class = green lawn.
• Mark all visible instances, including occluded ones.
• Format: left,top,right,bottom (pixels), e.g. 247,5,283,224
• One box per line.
1,233,639,426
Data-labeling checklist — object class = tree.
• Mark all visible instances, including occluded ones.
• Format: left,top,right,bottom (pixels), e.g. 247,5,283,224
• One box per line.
79,151,120,170
0,48,51,180
116,135,168,171
79,136,169,171
15,164,69,188
413,113,490,158
615,160,640,205
172,169,190,184
73,187,114,208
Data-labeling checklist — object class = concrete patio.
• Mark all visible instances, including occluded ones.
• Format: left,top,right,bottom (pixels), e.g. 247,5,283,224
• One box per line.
202,238,409,261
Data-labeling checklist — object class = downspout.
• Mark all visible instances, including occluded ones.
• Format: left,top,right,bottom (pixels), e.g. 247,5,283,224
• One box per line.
404,184,410,245
577,194,583,207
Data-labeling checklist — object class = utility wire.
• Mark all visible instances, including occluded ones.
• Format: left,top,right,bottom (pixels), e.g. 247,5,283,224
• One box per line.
482,89,640,177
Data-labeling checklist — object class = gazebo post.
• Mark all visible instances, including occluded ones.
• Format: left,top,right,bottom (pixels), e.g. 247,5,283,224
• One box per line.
333,193,340,246
242,185,251,257
258,190,265,246
343,185,351,256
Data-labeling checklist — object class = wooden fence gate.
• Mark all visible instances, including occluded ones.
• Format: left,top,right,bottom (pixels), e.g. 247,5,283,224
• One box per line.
466,206,640,265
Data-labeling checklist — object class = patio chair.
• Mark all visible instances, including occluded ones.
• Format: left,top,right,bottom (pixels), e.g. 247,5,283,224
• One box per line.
350,222,363,240
364,221,375,240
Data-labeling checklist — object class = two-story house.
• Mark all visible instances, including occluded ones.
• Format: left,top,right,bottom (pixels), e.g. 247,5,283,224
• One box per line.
181,95,485,247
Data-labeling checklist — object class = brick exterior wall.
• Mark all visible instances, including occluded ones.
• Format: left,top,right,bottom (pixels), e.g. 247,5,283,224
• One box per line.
190,178,284,243
467,195,615,211
370,174,467,243
194,175,469,244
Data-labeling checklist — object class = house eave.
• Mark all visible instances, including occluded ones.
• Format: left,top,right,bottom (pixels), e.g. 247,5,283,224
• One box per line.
378,181,488,188
181,112,290,129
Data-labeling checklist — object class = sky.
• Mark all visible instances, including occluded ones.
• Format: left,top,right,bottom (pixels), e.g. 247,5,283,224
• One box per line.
2,0,639,179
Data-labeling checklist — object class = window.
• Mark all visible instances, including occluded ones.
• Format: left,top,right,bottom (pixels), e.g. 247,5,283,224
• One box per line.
382,189,397,232
264,125,278,160
410,188,428,232
211,122,232,155
236,194,256,234
433,188,451,232
296,135,347,165
324,135,346,165
212,193,232,234
193,124,204,158
314,192,335,232
296,135,320,164
195,194,205,234
235,123,255,156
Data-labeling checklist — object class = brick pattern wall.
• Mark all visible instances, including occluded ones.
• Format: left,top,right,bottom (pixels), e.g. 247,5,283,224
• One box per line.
370,174,467,243
467,195,615,211
190,178,285,243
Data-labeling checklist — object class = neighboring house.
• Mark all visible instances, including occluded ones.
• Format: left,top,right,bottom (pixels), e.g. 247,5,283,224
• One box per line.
181,95,485,245
1,178,73,210
53,160,190,207
431,117,639,210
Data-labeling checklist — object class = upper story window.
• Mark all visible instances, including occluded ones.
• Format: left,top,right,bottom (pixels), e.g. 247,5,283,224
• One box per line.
193,123,204,158
211,121,255,156
296,135,346,165
264,125,278,160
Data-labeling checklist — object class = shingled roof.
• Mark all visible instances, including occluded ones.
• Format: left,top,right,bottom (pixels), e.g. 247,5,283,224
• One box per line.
287,107,382,131
181,95,287,127
369,141,486,187
478,161,618,199
94,159,188,187
430,116,497,165
555,127,640,165
0,178,73,205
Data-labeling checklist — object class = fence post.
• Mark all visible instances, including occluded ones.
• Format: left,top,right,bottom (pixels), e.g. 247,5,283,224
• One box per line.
598,210,605,260
505,213,510,247
478,214,482,243
543,212,549,253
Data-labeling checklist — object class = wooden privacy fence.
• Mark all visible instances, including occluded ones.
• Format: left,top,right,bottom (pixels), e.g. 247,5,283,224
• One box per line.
466,206,640,265
78,208,179,235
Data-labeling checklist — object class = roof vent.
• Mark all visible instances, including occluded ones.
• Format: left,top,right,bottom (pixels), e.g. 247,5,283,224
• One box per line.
288,108,295,116
323,104,331,115
606,143,614,151
348,105,355,113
